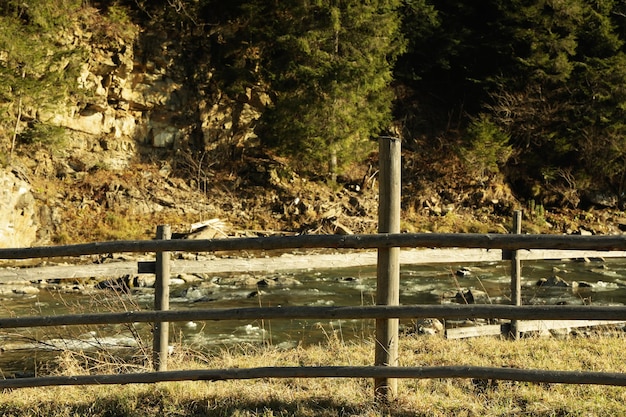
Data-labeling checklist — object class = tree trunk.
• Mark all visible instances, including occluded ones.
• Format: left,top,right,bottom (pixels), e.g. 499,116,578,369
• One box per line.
10,96,22,162
329,149,338,182
10,69,26,163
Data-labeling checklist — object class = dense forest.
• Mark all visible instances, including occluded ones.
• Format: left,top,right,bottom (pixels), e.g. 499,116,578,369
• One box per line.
3,0,626,214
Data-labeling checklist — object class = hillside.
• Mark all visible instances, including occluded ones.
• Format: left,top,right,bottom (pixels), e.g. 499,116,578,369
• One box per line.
2,2,626,248
5,138,626,249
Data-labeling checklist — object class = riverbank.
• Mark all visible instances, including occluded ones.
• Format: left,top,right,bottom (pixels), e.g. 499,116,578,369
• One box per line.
1,335,625,416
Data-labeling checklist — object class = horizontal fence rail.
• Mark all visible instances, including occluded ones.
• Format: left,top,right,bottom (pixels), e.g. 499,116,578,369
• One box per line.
2,366,626,390
1,305,626,329
2,233,626,259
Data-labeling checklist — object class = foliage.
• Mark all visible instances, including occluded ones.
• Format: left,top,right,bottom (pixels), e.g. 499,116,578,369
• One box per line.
0,0,87,155
0,0,82,29
242,0,405,175
88,2,138,44
18,121,67,147
5,0,626,205
461,114,512,179
502,0,626,206
396,0,626,206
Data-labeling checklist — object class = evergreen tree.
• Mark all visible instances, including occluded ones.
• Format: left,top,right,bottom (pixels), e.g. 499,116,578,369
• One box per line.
488,0,626,203
247,0,405,176
0,0,85,159
398,0,626,205
394,0,520,145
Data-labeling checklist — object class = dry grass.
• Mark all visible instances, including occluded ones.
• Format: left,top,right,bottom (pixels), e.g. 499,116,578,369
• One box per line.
2,332,626,416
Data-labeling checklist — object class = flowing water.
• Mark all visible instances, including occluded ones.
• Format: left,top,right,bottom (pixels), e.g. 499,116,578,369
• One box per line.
2,257,626,377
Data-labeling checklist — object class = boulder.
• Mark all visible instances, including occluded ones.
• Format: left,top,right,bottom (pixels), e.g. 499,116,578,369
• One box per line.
134,275,156,288
0,171,37,248
537,275,570,287
455,267,472,277
455,288,490,304
414,318,444,336
180,286,214,302
256,275,302,288
215,274,261,287
12,286,40,295
95,276,132,293
177,273,203,283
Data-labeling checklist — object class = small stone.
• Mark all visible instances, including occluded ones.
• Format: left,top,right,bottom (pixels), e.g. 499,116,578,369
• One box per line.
455,288,489,304
415,318,444,335
537,275,570,287
177,273,202,283
12,286,40,295
455,267,471,277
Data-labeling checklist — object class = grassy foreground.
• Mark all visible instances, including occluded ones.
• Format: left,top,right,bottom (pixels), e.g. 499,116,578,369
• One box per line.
1,333,626,417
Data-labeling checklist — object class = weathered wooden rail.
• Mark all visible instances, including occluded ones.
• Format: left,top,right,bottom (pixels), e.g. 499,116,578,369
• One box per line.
1,304,626,329
3,232,626,259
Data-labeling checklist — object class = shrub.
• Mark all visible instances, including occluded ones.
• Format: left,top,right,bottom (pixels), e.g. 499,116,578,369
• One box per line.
461,114,513,179
19,122,67,146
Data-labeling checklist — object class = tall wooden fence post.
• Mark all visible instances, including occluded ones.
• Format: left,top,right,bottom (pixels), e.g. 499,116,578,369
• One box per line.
153,224,171,371
375,136,401,402
510,211,522,339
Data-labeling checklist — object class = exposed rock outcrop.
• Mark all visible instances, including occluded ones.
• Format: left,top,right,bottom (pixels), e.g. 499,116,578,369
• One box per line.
0,171,37,248
2,16,268,246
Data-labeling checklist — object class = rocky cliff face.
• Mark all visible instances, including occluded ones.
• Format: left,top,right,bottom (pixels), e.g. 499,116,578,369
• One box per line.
2,17,268,247
42,22,267,168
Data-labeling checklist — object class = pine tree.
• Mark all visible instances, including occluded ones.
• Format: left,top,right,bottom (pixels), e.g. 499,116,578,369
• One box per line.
247,0,405,176
489,0,626,203
397,0,626,206
0,0,85,160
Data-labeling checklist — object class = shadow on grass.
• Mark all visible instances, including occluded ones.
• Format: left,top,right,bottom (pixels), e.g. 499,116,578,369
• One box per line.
0,390,424,417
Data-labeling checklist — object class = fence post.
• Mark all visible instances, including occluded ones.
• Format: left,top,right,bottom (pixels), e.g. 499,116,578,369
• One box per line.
375,136,401,402
509,211,522,339
153,224,171,371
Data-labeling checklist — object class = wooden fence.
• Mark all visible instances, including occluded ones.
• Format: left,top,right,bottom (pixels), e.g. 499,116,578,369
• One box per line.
2,231,626,398
3,137,626,402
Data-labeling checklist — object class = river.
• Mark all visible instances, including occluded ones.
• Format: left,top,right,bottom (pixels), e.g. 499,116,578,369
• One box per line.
1,256,626,377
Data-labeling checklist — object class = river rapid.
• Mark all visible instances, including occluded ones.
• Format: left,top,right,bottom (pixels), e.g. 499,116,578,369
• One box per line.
2,256,626,377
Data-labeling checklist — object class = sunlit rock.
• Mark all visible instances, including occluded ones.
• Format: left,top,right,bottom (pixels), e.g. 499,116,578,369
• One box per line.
0,171,37,248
